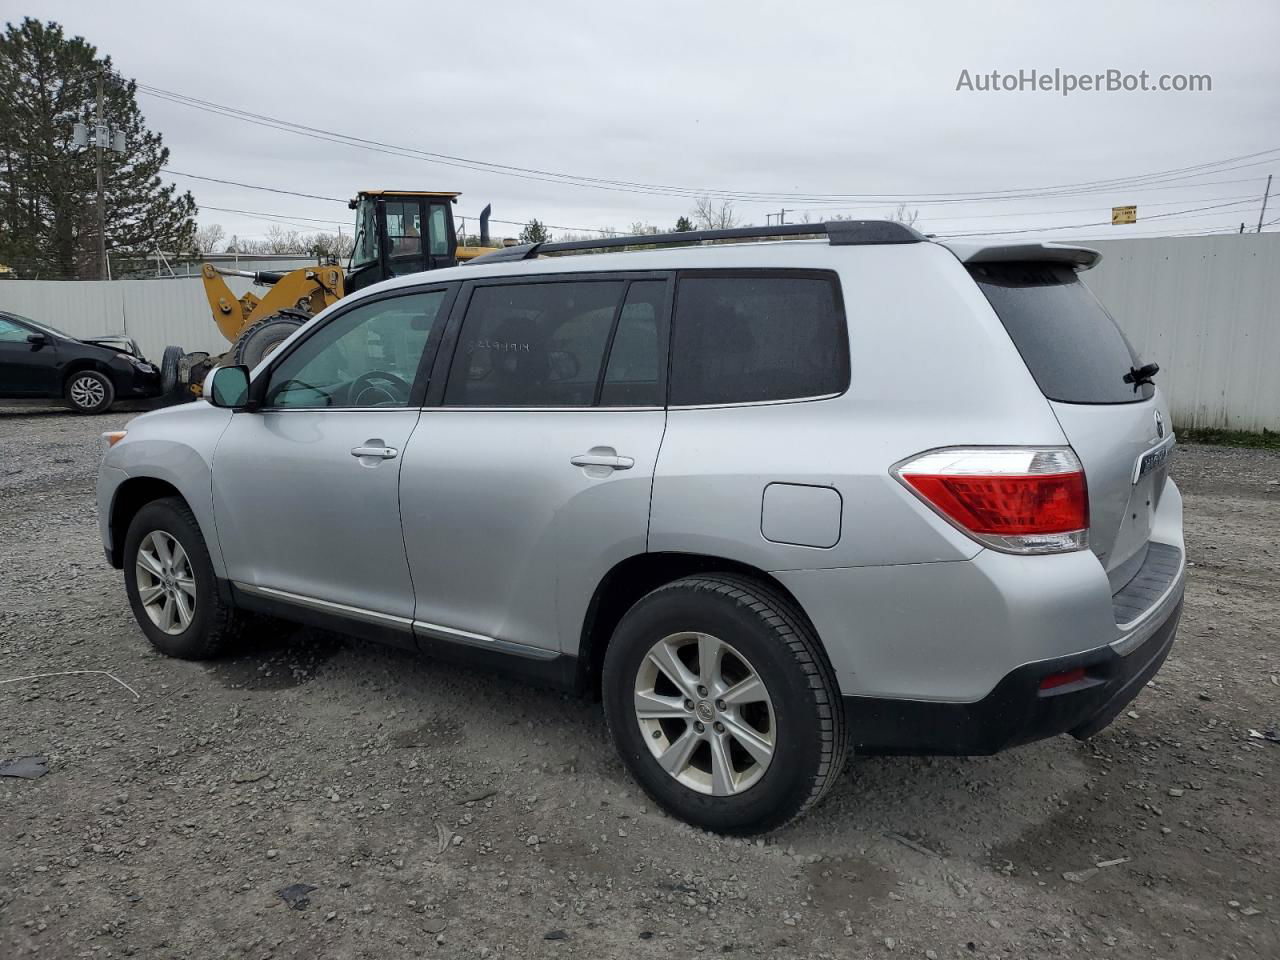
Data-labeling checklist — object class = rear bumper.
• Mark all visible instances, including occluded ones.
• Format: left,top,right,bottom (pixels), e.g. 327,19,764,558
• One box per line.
843,591,1182,756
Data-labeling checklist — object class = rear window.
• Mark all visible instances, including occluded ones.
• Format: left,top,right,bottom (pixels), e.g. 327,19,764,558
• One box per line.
970,262,1152,404
670,272,848,406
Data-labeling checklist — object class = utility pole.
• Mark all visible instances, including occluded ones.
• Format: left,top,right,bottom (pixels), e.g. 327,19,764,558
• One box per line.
95,69,108,280
1257,174,1272,233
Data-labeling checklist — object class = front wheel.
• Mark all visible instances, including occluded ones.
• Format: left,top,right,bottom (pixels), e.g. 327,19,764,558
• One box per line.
123,497,249,659
65,370,114,413
602,575,848,834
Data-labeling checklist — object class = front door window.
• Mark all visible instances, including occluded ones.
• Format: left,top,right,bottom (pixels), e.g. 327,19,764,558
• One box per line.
264,290,446,408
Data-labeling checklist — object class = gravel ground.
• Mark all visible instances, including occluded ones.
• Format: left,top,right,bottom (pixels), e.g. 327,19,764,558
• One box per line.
1,406,1277,960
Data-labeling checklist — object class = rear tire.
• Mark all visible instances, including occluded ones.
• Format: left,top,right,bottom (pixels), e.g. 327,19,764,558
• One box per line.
64,369,114,414
231,315,306,369
602,574,847,834
123,497,249,660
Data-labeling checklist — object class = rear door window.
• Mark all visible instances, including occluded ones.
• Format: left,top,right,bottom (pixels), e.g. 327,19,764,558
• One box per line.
669,272,848,406
444,280,625,407
970,262,1152,404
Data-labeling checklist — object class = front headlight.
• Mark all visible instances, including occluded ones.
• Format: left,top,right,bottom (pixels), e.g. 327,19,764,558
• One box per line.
115,352,153,371
101,430,127,454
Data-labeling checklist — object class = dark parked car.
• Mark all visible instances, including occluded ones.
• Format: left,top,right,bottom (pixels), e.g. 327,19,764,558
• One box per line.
0,311,172,413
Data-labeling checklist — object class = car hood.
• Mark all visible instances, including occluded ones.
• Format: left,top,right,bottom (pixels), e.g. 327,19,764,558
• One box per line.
81,334,142,357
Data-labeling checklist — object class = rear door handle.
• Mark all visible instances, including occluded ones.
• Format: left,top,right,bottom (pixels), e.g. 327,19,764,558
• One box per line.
351,444,398,460
570,452,634,470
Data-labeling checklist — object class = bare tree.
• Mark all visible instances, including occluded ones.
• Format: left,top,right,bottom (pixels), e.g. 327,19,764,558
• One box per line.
691,197,740,230
259,225,303,254
193,224,226,255
308,231,354,260
888,203,920,227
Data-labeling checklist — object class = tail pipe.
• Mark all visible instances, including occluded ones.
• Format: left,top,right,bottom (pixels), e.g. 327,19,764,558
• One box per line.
479,204,491,246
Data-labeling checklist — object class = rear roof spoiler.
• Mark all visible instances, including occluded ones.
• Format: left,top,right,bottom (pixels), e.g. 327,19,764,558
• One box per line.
942,240,1102,271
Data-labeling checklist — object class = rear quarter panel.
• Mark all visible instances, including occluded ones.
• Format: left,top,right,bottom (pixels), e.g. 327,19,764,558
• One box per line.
649,243,1071,571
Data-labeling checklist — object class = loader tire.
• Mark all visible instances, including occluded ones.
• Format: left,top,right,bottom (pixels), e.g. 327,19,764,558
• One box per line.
231,315,305,370
160,345,183,394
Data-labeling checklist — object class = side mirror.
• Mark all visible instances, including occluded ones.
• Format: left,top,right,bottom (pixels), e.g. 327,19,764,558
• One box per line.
206,365,251,409
26,332,47,346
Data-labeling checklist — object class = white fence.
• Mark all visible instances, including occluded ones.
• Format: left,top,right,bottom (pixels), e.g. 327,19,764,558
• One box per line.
2,234,1278,430
0,276,253,360
1082,233,1280,432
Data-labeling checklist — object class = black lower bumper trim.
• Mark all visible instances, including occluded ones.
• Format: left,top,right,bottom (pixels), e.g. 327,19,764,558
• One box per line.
843,597,1183,756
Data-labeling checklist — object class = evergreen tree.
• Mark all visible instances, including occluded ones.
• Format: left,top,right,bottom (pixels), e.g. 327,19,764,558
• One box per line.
0,18,196,278
519,218,550,244
675,215,694,232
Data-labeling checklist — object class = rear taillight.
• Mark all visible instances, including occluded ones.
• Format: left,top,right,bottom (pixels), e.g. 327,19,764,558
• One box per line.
893,447,1089,555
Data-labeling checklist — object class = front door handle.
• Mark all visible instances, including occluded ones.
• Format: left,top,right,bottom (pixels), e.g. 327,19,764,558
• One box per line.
351,444,398,460
570,451,634,470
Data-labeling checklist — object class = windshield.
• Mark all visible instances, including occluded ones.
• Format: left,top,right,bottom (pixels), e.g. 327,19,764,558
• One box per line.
348,197,379,271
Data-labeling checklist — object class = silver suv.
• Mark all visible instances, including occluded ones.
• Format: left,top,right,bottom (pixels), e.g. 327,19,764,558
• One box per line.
97,221,1184,833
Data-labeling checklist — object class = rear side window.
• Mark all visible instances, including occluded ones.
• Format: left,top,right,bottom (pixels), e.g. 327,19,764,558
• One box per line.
445,280,624,407
970,262,1152,404
670,273,848,406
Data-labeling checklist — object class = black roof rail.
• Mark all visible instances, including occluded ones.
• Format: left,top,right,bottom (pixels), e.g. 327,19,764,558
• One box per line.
464,220,925,265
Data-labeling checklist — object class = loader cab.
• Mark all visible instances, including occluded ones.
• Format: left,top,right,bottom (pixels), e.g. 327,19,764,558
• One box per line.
346,191,460,294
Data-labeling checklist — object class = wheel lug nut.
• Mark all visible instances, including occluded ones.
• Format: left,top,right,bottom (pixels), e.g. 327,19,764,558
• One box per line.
694,721,705,733
683,699,694,711
715,699,727,711
714,721,724,733
697,685,708,697
651,729,661,739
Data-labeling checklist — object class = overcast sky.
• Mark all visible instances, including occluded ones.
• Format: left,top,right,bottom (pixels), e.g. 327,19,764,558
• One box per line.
27,0,1280,245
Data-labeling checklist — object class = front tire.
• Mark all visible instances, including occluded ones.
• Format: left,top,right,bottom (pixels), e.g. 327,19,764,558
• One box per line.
231,315,305,369
123,497,248,659
602,575,848,834
65,369,114,413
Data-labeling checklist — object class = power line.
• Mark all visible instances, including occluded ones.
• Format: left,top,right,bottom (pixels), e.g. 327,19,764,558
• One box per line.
885,192,1261,225
198,204,348,225
175,165,1272,240
937,198,1260,238
787,176,1274,215
166,168,346,203
137,80,1280,205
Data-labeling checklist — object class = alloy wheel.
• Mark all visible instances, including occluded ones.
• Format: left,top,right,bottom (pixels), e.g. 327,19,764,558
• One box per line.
69,375,105,409
633,632,776,796
134,530,196,635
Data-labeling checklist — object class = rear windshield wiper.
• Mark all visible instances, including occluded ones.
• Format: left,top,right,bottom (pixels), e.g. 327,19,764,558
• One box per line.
1123,361,1160,392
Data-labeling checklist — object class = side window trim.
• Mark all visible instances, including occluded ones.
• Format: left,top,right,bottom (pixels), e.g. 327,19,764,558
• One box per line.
667,268,850,409
593,279,634,406
425,270,674,409
255,282,458,411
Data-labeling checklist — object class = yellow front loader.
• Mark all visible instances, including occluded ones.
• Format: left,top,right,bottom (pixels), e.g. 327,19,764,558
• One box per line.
182,193,500,394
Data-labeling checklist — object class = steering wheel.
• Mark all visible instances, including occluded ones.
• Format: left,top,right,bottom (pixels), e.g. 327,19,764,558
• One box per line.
349,370,411,406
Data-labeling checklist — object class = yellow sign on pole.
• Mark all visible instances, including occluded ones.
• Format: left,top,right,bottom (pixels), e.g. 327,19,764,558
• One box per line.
1112,205,1137,225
